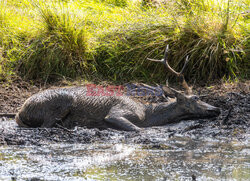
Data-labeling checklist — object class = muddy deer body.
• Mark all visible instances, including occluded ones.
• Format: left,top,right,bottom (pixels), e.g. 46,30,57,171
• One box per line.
15,45,220,131
16,86,220,131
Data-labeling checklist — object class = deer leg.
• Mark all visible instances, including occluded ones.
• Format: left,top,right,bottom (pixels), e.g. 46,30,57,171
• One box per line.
104,115,141,131
41,109,71,128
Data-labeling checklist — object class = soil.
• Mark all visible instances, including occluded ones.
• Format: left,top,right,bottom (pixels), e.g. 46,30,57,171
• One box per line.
0,79,249,146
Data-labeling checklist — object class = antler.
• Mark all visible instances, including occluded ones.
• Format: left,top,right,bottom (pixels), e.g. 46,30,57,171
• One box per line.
147,45,192,95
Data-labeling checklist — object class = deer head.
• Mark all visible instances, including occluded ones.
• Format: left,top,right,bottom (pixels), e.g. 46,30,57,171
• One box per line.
147,45,220,119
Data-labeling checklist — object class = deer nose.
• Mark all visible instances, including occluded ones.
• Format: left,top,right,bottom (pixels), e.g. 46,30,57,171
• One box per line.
208,106,220,116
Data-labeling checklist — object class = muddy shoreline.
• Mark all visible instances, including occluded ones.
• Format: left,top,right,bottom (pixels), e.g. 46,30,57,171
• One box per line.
0,80,249,146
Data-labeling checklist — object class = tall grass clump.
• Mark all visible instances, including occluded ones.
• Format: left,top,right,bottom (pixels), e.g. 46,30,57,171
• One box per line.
18,1,89,80
165,0,249,81
93,14,176,82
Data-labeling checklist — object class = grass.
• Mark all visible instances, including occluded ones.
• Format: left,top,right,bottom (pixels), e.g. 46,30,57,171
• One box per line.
0,0,249,83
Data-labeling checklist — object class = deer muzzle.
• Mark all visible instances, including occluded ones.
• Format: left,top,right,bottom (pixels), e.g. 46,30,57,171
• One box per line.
206,104,221,117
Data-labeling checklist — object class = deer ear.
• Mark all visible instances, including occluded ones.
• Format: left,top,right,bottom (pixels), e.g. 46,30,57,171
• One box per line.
162,86,186,101
173,89,186,102
162,86,175,98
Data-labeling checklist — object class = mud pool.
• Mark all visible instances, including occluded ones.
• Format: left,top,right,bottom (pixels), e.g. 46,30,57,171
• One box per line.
0,86,249,180
0,119,249,181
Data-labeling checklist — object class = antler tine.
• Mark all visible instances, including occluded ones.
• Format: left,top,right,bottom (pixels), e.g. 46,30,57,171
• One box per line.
146,45,169,64
146,58,164,63
163,45,180,76
180,55,189,74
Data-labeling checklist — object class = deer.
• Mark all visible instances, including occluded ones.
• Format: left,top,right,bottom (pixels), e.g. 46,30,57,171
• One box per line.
13,45,220,131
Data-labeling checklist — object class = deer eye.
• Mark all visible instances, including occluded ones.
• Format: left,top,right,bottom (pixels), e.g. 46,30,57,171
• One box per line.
191,96,199,101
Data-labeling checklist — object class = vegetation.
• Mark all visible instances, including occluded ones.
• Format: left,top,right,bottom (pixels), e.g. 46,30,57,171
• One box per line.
0,0,249,83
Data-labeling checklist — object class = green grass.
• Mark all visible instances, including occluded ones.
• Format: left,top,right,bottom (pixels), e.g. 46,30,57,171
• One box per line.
0,0,249,83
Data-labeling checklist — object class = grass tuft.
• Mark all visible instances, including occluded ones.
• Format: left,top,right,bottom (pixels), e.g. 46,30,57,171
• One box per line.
18,1,89,80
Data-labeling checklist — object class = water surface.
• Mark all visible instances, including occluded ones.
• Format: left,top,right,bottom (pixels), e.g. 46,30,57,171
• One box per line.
0,120,249,180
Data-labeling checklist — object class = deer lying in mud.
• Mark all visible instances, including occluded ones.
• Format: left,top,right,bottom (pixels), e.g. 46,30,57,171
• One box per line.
14,45,220,131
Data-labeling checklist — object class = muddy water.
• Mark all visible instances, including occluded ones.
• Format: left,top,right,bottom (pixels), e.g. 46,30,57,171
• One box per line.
0,120,249,181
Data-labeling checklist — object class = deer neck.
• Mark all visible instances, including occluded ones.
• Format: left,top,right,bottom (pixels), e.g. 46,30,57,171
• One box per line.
144,100,188,127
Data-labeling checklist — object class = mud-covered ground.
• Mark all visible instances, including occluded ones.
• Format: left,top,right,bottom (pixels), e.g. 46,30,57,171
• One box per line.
0,80,249,146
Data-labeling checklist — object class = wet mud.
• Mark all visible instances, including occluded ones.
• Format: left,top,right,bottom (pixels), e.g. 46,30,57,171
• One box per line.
0,81,249,180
